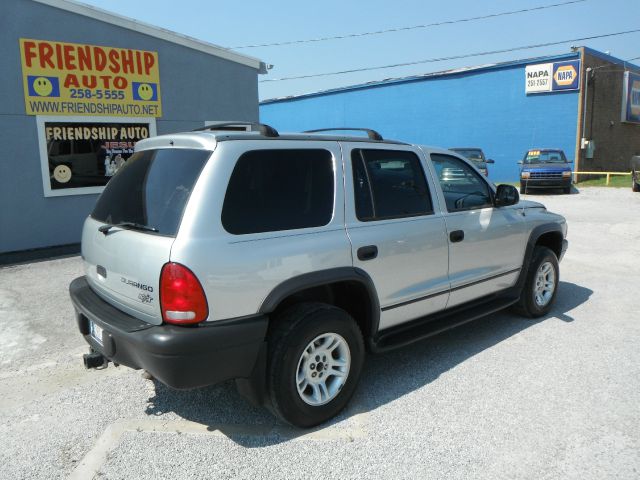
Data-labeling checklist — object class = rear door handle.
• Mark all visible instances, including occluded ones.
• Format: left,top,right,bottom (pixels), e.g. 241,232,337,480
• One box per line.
449,230,464,243
357,245,378,261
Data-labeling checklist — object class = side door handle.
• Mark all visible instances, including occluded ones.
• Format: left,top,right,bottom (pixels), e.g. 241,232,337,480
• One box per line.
357,245,378,261
449,230,464,243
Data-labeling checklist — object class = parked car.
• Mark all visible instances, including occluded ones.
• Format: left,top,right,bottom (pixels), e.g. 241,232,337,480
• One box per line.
69,123,568,428
519,149,573,194
450,147,494,176
631,155,640,192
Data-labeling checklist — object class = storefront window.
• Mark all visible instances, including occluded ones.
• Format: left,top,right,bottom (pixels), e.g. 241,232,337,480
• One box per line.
36,116,156,196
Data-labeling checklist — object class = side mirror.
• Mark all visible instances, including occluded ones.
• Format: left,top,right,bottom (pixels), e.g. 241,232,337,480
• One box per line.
487,159,495,164
517,160,523,165
495,184,519,207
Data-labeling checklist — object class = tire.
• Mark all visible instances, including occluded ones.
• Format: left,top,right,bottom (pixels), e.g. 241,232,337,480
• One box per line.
520,185,526,194
267,302,365,428
632,171,640,192
513,246,559,318
563,186,571,194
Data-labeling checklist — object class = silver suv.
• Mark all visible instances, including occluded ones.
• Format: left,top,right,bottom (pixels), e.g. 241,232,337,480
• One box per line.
70,123,568,427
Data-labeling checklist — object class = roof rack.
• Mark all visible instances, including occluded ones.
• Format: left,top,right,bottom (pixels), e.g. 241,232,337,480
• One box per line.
193,122,279,138
303,128,383,141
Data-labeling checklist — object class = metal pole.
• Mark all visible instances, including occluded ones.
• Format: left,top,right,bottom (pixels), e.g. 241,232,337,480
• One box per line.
581,68,592,146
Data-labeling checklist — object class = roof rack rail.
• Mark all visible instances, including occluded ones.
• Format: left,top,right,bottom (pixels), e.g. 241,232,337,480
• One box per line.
303,128,383,141
193,122,279,138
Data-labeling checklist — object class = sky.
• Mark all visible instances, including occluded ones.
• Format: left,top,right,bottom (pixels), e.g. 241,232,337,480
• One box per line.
78,0,640,101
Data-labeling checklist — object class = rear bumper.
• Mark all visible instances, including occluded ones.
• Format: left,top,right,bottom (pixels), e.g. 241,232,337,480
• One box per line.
69,276,268,389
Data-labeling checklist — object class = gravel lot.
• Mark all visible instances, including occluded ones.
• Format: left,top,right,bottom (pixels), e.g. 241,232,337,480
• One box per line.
1,186,639,479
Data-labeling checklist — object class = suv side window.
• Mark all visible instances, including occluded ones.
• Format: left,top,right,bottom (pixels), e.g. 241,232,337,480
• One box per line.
222,149,334,235
351,149,433,221
430,153,493,212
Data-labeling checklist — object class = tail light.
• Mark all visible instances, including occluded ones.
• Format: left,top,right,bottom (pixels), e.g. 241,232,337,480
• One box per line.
160,262,208,325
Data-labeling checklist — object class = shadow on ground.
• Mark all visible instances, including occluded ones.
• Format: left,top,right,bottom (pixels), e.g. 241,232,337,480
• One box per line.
144,281,592,446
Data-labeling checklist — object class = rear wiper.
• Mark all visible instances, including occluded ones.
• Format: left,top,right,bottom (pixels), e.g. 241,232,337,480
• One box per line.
98,222,159,235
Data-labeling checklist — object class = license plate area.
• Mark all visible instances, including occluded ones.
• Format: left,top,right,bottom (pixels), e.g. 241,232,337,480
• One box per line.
89,320,104,346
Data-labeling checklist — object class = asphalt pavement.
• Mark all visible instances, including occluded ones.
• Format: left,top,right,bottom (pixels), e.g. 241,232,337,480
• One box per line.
0,186,638,479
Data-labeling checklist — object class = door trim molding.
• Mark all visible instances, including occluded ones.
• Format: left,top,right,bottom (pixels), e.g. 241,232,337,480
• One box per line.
381,267,520,312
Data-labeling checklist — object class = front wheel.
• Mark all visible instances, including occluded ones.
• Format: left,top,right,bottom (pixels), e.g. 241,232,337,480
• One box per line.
514,246,559,318
267,303,364,427
632,170,640,192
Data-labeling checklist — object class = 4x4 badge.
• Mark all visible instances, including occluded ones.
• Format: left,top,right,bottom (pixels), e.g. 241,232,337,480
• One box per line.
138,293,153,304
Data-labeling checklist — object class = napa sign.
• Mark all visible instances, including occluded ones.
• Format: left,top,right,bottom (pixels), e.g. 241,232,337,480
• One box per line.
525,60,581,94
621,71,640,124
19,38,162,117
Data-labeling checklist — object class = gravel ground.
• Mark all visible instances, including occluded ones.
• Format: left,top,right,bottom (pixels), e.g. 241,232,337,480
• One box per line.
0,186,639,479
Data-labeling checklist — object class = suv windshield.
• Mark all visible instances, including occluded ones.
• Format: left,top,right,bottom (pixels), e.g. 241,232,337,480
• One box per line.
524,150,567,164
451,149,485,163
91,148,210,236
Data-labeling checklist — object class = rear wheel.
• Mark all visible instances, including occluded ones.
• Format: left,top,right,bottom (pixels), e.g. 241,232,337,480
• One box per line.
514,246,559,318
267,303,364,427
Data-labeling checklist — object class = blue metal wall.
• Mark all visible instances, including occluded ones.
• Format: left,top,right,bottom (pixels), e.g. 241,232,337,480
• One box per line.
1,0,259,254
261,57,580,183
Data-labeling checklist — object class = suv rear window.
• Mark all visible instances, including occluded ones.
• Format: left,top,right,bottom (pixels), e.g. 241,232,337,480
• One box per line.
222,149,334,235
91,148,210,236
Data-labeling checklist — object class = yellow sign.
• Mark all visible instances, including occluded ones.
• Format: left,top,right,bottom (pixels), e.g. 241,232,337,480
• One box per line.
553,65,577,86
19,38,162,117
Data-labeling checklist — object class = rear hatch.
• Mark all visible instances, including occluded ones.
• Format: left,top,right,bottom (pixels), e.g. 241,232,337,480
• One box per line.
82,147,211,325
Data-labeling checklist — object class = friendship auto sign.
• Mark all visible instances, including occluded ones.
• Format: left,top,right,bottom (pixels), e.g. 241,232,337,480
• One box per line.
621,71,640,124
525,60,581,94
19,38,162,117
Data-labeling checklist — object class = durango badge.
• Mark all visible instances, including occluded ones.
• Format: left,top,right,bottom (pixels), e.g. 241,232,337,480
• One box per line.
120,277,153,292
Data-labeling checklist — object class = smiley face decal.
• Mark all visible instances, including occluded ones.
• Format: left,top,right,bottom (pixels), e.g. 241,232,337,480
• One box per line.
32,77,54,97
137,83,154,101
132,82,157,101
53,165,72,183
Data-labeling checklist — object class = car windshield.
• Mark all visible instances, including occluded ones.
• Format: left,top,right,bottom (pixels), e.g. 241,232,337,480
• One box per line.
452,149,485,163
524,150,567,164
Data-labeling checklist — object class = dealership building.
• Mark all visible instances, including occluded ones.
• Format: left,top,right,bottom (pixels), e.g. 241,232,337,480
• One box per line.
261,47,640,183
1,0,267,259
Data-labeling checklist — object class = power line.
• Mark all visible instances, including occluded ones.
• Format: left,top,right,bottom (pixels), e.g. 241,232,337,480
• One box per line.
260,28,640,82
231,0,587,49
